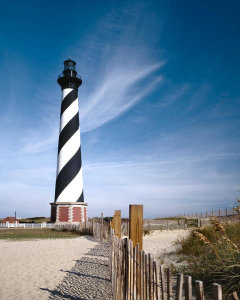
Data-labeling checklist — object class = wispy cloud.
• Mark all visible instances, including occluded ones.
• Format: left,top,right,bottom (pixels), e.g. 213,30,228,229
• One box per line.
157,84,190,108
1,2,239,218
83,152,240,217
84,152,240,171
72,5,165,132
80,66,163,132
21,130,58,154
18,4,165,154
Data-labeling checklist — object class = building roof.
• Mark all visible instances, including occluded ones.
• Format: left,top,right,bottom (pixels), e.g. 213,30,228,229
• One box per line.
2,217,19,223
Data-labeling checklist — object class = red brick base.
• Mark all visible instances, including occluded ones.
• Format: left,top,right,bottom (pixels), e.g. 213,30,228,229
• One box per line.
59,207,69,222
50,203,88,224
73,207,82,222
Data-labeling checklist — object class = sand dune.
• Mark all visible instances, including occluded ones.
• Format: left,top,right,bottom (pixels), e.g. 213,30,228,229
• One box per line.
143,229,191,259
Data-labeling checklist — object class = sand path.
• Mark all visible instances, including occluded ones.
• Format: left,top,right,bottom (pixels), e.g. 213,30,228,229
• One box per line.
48,243,112,299
0,237,99,300
0,229,190,299
143,229,191,259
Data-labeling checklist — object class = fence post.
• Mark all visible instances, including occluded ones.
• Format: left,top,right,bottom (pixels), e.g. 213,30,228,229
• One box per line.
160,265,166,300
212,283,222,300
136,243,140,299
167,268,172,300
133,247,137,299
112,215,115,231
129,205,143,250
148,253,152,300
121,238,125,299
130,240,134,300
123,238,129,300
114,210,122,239
101,212,103,242
197,219,201,227
152,259,155,299
195,281,205,300
112,234,116,299
145,253,148,300
117,237,120,299
184,276,192,300
140,251,144,300
117,237,121,299
232,292,239,300
153,261,159,300
176,273,183,300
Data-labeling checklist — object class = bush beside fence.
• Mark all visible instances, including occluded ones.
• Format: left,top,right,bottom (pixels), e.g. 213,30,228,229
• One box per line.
110,228,239,300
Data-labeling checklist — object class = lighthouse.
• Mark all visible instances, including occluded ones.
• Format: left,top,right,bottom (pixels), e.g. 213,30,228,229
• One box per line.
50,59,88,224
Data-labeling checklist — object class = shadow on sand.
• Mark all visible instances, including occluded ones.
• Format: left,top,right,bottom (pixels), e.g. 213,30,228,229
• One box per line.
40,242,112,300
40,288,85,300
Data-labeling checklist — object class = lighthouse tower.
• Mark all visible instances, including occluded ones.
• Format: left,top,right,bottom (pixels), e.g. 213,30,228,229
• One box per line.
50,59,88,224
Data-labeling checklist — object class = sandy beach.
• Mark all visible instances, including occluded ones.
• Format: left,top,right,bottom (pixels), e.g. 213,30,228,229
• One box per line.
0,237,98,300
0,229,190,299
143,229,191,261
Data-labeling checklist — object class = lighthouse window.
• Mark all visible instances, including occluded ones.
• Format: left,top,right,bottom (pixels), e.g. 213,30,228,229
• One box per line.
64,60,76,71
64,65,75,71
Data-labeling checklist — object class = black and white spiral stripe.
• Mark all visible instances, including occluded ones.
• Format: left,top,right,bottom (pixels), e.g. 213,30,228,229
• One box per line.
55,88,84,203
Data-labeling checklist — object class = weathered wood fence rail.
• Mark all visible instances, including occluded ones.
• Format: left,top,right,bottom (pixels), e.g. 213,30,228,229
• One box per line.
180,207,239,218
55,221,94,235
49,207,239,300
110,229,238,300
54,221,110,241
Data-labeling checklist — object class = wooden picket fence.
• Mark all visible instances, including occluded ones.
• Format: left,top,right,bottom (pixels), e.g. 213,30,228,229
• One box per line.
179,207,239,219
92,221,110,241
55,221,93,235
54,221,110,241
110,229,239,300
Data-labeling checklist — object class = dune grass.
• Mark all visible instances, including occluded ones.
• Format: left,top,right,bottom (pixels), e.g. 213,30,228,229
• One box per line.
177,222,240,257
176,219,240,298
0,228,81,240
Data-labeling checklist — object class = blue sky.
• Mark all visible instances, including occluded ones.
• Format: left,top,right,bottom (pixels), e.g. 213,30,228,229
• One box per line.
0,0,240,218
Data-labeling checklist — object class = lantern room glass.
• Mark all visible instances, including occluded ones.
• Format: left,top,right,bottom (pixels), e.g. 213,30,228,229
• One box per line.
64,60,76,71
